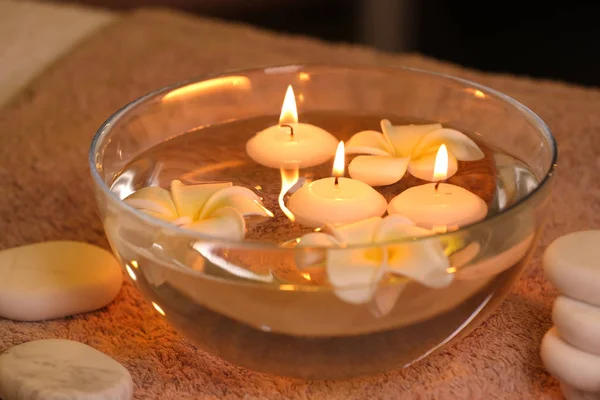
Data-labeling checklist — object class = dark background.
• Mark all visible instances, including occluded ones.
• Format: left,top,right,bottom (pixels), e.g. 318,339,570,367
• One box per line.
55,0,600,86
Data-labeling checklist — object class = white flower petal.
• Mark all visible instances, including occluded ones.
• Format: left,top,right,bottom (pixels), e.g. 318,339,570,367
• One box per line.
184,207,245,240
170,180,232,219
327,247,385,304
407,149,458,181
411,128,484,161
377,224,452,288
370,282,407,317
297,232,341,248
329,216,382,246
200,186,264,219
203,194,272,219
372,215,415,242
295,232,341,269
345,130,393,156
124,186,177,217
137,210,178,222
381,119,442,157
348,155,409,186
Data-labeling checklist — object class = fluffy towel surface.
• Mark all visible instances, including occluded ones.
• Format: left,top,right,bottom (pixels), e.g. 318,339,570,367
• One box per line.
1,8,599,399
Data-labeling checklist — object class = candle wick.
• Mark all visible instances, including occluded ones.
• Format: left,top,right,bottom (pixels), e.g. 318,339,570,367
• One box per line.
434,181,442,191
334,176,339,186
280,124,294,138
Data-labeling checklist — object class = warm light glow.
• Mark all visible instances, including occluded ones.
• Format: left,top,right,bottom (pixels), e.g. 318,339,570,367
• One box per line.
474,90,486,99
298,72,310,81
300,272,312,281
332,141,345,178
181,160,245,180
433,144,449,181
279,85,298,125
278,168,299,222
162,76,250,101
126,264,137,281
152,302,166,316
130,260,139,269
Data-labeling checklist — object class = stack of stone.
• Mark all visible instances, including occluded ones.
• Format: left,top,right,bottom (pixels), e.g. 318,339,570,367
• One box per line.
542,230,600,400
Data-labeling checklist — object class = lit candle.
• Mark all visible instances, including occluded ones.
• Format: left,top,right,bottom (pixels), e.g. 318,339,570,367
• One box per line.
287,142,387,228
388,144,488,232
246,85,338,169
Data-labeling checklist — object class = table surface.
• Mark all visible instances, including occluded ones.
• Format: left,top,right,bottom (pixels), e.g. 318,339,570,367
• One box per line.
1,2,599,399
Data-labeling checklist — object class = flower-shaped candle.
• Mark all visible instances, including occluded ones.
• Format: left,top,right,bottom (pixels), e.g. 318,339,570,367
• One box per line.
388,145,488,232
295,215,453,305
346,119,485,185
287,142,387,228
246,85,338,169
124,180,273,240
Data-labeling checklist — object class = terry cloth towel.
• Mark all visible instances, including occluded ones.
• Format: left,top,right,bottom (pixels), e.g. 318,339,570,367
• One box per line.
1,7,600,399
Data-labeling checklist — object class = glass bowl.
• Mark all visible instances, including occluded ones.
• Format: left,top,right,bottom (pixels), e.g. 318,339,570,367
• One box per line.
90,65,556,380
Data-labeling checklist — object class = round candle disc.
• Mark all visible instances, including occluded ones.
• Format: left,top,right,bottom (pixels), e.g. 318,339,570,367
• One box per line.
246,123,338,169
387,183,488,230
288,177,387,228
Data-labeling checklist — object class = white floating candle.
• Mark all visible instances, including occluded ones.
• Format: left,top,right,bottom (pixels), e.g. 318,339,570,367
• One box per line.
287,142,387,227
388,145,487,231
246,85,338,169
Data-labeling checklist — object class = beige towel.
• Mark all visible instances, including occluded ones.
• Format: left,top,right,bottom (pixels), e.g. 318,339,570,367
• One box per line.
1,7,599,399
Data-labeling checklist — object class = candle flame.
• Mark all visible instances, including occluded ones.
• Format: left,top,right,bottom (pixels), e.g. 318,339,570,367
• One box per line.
433,144,449,181
279,85,298,125
278,168,299,222
332,141,345,178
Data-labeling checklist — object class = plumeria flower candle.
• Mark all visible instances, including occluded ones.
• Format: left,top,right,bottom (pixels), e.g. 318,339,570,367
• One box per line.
124,180,273,240
295,215,453,305
345,119,485,185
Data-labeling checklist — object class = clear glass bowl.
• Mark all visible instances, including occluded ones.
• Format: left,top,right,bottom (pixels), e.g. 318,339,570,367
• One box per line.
90,65,556,380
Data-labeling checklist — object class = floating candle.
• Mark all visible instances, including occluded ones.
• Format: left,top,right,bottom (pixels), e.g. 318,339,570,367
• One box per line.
287,142,387,228
246,85,338,169
388,145,487,231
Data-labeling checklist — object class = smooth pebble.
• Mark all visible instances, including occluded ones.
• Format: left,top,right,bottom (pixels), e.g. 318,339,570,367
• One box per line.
561,382,600,400
0,241,122,321
0,339,133,400
541,327,600,392
543,230,600,306
554,296,600,355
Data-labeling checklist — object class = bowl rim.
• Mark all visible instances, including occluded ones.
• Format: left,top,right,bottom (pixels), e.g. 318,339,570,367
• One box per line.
89,63,557,251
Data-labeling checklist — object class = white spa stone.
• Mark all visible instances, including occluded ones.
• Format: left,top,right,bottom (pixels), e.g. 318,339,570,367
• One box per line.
543,230,600,306
553,296,600,355
0,339,133,400
541,327,600,392
561,382,600,400
0,241,122,321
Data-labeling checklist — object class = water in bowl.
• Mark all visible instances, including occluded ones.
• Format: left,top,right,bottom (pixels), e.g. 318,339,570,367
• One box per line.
108,112,540,379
